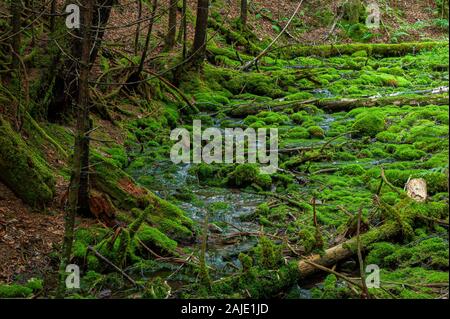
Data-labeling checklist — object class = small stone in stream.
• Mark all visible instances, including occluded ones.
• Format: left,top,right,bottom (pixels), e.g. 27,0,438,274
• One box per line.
98,289,112,299
208,223,223,234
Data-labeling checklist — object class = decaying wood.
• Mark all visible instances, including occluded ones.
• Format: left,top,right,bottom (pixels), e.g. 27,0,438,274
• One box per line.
298,221,399,279
228,92,449,117
316,94,449,112
405,178,427,202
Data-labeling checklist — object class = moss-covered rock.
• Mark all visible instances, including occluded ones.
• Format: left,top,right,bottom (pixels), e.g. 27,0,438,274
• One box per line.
227,163,272,190
307,126,325,139
352,112,385,137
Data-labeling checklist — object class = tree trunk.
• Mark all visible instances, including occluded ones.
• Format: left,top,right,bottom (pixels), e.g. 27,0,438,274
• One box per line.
136,0,158,77
190,0,209,66
240,0,248,28
43,0,115,121
165,0,178,50
346,0,362,24
442,0,449,19
134,0,143,55
11,0,21,70
57,0,94,298
182,0,187,59
50,0,57,32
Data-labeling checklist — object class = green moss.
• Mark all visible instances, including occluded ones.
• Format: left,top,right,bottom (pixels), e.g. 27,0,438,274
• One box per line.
194,92,230,111
0,278,43,298
0,284,33,298
339,164,366,176
283,42,447,59
0,117,55,206
311,274,353,299
134,224,177,254
227,163,258,187
285,127,310,139
393,145,426,161
307,126,325,139
352,112,385,137
226,163,272,190
105,146,128,169
284,92,314,101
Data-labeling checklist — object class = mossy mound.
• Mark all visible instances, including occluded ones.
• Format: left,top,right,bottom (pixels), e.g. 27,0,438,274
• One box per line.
352,111,385,137
0,278,43,298
0,117,55,206
226,163,273,190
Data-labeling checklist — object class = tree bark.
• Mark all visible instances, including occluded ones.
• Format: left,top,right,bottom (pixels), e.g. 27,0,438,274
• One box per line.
240,0,248,28
182,0,187,59
165,0,178,50
50,0,57,33
11,0,21,70
136,0,158,77
134,0,143,55
43,0,115,121
346,0,362,24
190,0,209,66
57,0,94,298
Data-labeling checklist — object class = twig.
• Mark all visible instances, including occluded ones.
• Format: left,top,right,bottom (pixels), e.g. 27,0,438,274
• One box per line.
302,259,364,290
87,246,142,288
357,207,371,299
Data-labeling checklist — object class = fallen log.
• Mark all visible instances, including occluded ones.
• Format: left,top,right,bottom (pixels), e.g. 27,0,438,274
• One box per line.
279,41,448,59
298,221,399,279
316,94,449,112
228,94,449,117
229,98,317,117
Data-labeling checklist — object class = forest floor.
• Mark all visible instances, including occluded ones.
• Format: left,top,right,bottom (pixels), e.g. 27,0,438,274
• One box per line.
0,0,448,299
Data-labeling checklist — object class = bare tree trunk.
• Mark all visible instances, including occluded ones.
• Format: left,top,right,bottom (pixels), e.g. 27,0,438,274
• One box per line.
442,0,449,19
134,0,143,55
346,0,362,24
182,0,187,59
240,0,248,28
50,0,57,33
190,0,209,65
11,0,21,70
57,0,94,298
165,0,178,50
137,0,158,76
43,0,115,121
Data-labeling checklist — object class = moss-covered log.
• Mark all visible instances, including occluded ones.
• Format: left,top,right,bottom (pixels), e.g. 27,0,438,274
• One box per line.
298,221,400,279
228,94,449,116
316,94,449,112
281,42,448,59
0,117,55,206
90,153,195,242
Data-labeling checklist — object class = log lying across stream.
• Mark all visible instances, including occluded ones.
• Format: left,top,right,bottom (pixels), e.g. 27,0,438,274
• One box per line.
229,93,449,117
298,221,399,279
